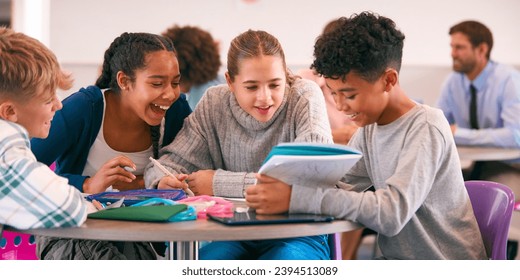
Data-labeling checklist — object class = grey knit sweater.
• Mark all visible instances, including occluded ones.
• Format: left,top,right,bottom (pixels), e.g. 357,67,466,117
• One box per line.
144,78,333,197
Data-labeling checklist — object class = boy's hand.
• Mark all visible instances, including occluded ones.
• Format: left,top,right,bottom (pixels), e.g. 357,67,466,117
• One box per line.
83,155,137,194
245,174,291,214
450,124,457,134
187,170,215,196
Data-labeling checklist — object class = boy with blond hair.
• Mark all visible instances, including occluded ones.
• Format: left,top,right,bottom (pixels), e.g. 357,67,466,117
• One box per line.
0,27,91,230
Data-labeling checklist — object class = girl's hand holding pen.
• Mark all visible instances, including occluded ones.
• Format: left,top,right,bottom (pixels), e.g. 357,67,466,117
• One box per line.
158,173,190,191
150,157,194,196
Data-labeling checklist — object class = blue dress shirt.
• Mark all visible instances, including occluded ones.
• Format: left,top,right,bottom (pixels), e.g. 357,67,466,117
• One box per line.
437,61,520,149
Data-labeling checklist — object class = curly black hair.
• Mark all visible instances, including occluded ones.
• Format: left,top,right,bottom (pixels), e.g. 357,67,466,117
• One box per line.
311,11,405,82
162,25,221,86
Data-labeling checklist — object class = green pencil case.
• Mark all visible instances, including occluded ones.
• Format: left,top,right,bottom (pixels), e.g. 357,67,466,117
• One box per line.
88,204,188,222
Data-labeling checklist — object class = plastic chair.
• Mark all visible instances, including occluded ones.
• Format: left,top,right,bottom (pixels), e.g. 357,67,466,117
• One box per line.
465,180,515,260
0,228,38,260
0,163,55,260
328,233,342,260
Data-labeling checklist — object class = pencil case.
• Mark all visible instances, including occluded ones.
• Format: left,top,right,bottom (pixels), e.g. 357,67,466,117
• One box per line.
86,189,187,206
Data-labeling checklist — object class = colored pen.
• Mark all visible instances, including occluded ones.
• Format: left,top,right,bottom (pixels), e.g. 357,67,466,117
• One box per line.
123,166,136,172
149,157,195,197
92,199,105,210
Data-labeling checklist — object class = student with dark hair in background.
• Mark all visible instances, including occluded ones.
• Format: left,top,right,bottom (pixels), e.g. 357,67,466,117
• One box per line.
162,25,224,111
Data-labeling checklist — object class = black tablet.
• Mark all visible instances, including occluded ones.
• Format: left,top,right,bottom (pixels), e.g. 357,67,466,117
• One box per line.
207,212,334,226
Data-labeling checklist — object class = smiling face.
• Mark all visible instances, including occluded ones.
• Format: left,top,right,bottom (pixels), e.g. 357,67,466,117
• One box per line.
450,32,488,79
11,89,63,138
226,55,286,122
121,50,181,126
450,33,478,73
325,71,392,127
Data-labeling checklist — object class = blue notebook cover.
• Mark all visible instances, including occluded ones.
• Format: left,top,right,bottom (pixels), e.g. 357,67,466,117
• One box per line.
259,143,362,186
262,143,361,164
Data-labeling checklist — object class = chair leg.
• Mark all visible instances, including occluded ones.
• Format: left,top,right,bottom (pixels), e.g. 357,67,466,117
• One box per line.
507,240,518,260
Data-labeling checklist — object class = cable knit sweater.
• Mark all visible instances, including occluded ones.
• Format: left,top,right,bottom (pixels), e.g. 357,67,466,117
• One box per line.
144,78,333,197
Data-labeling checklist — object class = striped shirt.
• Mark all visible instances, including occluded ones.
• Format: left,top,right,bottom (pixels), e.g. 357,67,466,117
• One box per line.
0,119,88,229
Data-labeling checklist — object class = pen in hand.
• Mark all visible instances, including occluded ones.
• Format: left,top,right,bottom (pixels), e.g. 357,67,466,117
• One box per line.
149,157,195,197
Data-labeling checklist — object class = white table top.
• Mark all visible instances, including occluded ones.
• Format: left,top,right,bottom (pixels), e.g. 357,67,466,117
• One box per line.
457,145,520,162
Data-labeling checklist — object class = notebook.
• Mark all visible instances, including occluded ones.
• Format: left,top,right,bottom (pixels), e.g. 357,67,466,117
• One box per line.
87,204,188,222
258,142,362,186
207,211,334,226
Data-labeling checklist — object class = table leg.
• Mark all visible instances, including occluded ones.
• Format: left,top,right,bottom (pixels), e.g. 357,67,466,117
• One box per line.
167,241,199,260
468,161,484,180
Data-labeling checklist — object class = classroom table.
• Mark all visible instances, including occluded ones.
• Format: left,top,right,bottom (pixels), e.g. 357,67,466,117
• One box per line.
457,145,520,162
457,145,520,180
6,215,360,260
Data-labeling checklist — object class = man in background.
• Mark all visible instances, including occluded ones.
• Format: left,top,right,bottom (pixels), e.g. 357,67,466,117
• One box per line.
437,20,520,259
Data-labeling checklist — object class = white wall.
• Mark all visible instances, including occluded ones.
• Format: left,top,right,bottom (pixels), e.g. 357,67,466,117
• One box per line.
13,0,520,103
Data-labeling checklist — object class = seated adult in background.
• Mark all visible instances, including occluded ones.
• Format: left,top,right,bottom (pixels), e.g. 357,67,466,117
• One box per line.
436,20,520,195
145,29,333,260
0,27,92,230
31,32,191,259
246,12,486,260
162,25,224,111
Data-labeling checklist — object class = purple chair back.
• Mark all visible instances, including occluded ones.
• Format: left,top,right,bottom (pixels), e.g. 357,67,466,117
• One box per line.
465,180,515,260
328,233,342,260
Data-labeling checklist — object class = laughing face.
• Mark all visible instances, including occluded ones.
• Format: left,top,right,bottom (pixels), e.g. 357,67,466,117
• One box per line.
13,89,62,139
123,50,181,126
226,55,286,122
325,72,391,127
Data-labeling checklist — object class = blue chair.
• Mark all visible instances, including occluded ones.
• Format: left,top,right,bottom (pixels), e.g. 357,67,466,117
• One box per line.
465,180,515,260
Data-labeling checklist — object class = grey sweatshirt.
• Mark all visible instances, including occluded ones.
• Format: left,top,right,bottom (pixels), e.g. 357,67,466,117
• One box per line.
144,78,333,197
290,104,487,259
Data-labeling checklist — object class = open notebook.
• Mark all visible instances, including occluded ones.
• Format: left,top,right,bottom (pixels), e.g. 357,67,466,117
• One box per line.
258,142,362,186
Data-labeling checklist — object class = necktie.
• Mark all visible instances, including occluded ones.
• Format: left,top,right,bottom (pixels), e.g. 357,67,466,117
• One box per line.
469,84,479,129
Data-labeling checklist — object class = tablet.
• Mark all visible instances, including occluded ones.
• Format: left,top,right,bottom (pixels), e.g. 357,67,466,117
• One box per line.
207,212,334,226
